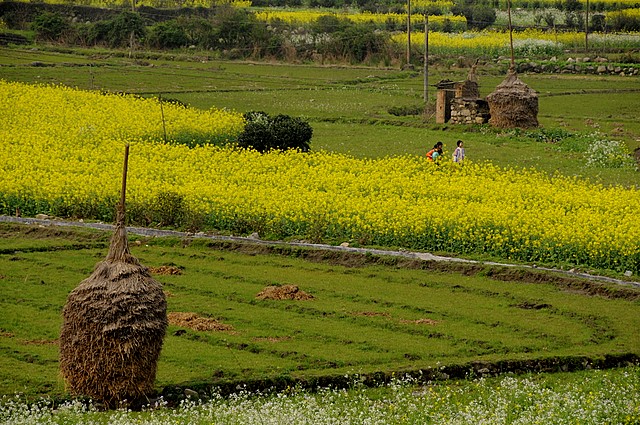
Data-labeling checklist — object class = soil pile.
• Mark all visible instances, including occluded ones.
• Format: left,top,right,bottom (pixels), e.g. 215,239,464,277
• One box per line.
148,265,182,275
168,312,233,332
256,284,314,300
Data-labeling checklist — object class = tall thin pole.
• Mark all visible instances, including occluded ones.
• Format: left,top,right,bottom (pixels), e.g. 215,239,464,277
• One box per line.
507,0,515,69
159,94,168,144
406,0,411,65
585,0,589,51
120,144,130,214
129,0,136,58
423,14,429,102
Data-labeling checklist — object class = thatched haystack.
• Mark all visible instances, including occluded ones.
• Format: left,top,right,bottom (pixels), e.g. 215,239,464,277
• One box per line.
486,68,539,129
60,147,167,409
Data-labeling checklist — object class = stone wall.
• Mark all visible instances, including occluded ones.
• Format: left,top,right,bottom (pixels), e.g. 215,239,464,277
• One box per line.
449,98,490,125
513,57,639,77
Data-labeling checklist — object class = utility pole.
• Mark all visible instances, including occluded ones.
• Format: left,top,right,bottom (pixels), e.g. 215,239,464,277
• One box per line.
129,0,136,58
423,14,429,103
585,0,589,51
406,0,411,66
507,0,514,69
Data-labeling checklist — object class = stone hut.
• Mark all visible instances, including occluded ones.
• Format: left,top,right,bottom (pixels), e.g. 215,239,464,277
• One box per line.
436,63,490,125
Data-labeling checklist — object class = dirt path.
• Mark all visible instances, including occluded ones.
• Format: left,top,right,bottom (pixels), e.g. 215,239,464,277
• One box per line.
1,215,638,288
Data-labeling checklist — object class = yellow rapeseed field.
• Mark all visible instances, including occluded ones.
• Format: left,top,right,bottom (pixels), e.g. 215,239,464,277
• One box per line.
394,28,585,49
254,10,466,28
1,81,639,272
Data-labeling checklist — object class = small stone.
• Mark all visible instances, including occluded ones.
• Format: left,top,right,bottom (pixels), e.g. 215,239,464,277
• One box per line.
36,214,50,220
184,389,200,399
624,271,633,277
340,242,350,247
249,232,260,239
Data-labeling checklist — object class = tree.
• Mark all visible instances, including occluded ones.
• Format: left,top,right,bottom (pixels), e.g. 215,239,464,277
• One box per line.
237,111,312,153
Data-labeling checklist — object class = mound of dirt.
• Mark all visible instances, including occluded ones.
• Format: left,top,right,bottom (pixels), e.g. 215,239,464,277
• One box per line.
252,336,292,343
23,338,58,345
168,312,233,332
256,284,314,301
351,311,391,317
400,318,439,325
148,265,182,275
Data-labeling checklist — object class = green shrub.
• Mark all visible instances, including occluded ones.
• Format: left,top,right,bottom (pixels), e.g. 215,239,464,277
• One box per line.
148,20,189,49
607,12,640,32
312,15,350,34
237,111,312,153
31,11,69,41
89,11,146,48
451,3,496,30
388,104,424,116
324,23,389,63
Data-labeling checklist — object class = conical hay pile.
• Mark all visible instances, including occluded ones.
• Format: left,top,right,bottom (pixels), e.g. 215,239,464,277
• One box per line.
486,69,539,129
60,148,167,409
60,211,168,408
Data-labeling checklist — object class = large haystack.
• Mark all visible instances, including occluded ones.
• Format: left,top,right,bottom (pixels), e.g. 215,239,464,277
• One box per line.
486,68,539,129
59,146,167,409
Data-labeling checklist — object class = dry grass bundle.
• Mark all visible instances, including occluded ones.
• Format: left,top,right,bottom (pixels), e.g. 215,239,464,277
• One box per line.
399,318,439,325
486,69,539,129
256,284,314,301
148,265,182,275
59,146,167,409
168,312,233,332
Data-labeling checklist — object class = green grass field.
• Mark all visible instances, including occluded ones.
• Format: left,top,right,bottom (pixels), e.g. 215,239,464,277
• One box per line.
1,222,639,401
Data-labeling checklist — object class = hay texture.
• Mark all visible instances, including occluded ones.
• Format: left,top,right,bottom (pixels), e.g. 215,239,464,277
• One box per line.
59,209,168,408
168,312,234,332
486,69,539,129
256,285,314,301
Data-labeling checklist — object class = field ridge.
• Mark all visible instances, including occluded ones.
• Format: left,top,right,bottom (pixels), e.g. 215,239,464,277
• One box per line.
2,215,638,290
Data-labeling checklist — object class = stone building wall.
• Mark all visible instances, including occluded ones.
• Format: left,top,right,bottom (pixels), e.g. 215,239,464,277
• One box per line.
449,98,490,125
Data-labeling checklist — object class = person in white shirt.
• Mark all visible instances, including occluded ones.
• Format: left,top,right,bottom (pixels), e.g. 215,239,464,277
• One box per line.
453,140,465,163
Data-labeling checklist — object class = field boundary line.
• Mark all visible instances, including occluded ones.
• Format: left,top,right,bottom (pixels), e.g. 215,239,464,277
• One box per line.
1,215,638,288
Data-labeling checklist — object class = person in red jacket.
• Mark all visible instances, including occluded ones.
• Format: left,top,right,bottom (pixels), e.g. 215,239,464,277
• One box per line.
426,141,443,161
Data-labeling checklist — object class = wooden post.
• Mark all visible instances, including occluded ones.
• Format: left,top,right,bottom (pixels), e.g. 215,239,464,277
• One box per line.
120,144,129,210
117,144,130,226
